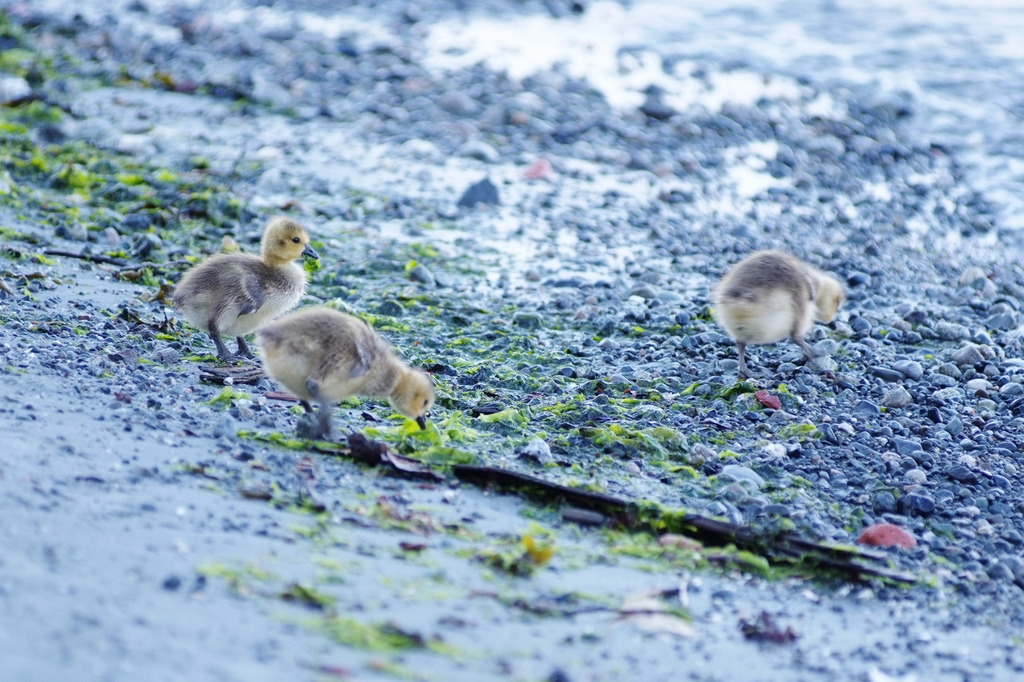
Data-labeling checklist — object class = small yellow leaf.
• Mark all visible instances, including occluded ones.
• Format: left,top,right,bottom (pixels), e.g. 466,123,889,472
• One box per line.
523,534,554,565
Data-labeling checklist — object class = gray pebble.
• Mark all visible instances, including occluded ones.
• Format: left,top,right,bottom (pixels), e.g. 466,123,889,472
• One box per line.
987,562,1015,582
871,366,905,382
518,438,553,464
630,284,658,300
944,417,964,435
897,493,936,516
986,312,1018,330
148,348,180,364
882,386,913,408
932,387,965,403
458,140,500,163
212,416,237,440
0,75,31,104
951,344,985,367
438,90,477,116
873,491,897,514
929,372,959,388
852,399,880,417
1000,382,1024,397
806,355,838,372
376,299,405,317
935,322,971,341
513,312,543,330
717,465,766,491
892,360,924,380
965,378,992,394
457,177,500,207
893,437,922,457
945,465,979,484
686,443,715,467
408,263,437,287
905,468,928,484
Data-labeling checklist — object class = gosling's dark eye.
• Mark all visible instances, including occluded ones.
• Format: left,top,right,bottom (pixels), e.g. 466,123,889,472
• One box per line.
291,237,300,244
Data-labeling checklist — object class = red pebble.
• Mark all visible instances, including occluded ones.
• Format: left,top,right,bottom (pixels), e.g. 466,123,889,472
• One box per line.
523,158,553,180
857,523,917,548
754,390,782,410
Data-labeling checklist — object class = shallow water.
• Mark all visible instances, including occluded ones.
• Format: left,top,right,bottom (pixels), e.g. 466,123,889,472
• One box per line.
425,0,1024,233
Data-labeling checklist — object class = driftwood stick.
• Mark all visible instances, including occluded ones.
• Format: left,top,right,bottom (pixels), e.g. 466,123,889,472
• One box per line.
450,463,916,584
43,249,127,266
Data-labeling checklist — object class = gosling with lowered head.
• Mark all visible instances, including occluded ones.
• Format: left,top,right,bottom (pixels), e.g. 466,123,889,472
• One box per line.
712,249,845,379
257,306,435,440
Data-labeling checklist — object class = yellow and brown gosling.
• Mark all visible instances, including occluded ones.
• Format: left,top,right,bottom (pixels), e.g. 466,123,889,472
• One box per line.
712,249,845,379
257,306,436,440
172,217,318,361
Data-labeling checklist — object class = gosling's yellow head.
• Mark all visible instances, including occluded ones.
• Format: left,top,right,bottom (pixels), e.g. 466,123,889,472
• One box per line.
813,275,845,323
389,368,436,430
260,217,319,264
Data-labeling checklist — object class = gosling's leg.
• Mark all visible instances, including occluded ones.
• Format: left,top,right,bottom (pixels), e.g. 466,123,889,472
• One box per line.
792,335,815,360
315,401,333,439
207,320,234,362
736,341,750,381
235,336,255,359
295,379,332,440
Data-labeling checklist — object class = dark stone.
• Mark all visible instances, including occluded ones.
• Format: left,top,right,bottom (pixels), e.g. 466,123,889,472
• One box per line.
873,491,898,514
852,399,880,417
513,312,543,329
847,272,872,287
985,312,1017,330
849,316,872,333
944,465,979,484
562,508,606,526
123,211,156,232
870,366,904,382
892,437,922,457
640,87,677,120
987,562,1015,582
376,299,405,317
897,493,936,516
457,177,500,207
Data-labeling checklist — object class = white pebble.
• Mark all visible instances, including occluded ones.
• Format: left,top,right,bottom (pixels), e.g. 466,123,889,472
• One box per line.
905,469,928,484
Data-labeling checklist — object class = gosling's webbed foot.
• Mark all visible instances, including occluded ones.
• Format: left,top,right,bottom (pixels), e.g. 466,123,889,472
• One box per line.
296,412,329,440
212,337,235,363
793,337,817,359
208,325,242,363
295,402,333,441
235,336,256,359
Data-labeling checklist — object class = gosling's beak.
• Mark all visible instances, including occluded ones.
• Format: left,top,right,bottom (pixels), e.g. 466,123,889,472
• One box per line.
415,415,428,430
302,243,319,259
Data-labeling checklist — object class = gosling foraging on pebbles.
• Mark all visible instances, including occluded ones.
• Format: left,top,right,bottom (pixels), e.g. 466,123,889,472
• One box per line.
172,217,319,361
257,306,436,440
712,250,845,380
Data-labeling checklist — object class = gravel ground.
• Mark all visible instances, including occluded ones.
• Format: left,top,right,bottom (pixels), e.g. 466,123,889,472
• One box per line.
3,1,1024,680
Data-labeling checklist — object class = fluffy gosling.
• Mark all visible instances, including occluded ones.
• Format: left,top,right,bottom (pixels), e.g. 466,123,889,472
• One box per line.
712,249,845,379
172,217,319,361
257,306,436,440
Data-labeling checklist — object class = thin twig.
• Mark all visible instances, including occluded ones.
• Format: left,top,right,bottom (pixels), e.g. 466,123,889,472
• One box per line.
43,249,127,266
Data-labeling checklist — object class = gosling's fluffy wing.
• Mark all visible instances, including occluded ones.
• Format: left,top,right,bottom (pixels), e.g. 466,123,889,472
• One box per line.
349,331,376,378
237,273,267,316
